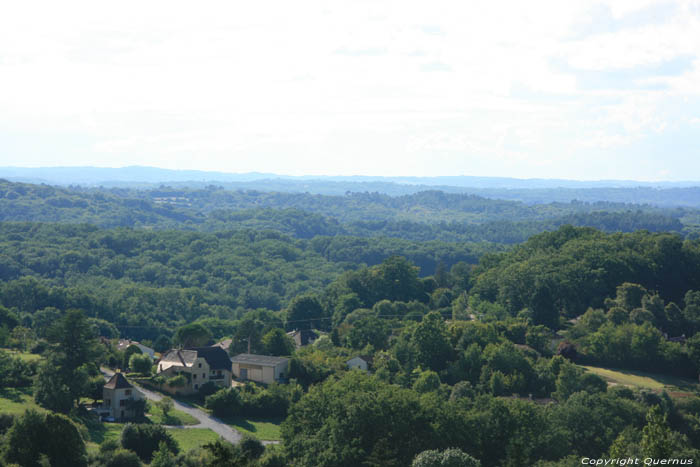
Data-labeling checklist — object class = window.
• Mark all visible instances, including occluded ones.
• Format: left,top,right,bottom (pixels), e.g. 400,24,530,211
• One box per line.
194,384,199,389
119,399,126,407
125,389,131,396
193,374,197,380
202,373,205,378
198,363,202,368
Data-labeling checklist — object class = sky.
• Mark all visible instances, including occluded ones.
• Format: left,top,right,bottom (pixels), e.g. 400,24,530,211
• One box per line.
0,0,699,180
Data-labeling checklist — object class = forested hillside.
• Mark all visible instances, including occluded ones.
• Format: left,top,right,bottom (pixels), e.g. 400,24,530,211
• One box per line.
2,182,700,466
0,180,694,243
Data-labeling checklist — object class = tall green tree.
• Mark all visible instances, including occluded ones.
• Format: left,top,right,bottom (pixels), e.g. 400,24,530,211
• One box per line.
35,309,100,410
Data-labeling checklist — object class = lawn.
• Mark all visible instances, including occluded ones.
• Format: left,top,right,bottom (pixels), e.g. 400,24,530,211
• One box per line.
223,416,283,441
86,422,124,446
1,349,42,363
580,365,698,395
147,403,199,426
0,387,41,415
167,428,220,452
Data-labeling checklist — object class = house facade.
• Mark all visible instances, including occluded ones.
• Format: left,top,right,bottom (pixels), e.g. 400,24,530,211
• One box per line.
157,346,232,395
231,353,289,385
102,373,143,421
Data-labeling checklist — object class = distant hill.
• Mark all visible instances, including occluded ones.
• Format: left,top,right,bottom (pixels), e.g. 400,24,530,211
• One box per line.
2,166,700,207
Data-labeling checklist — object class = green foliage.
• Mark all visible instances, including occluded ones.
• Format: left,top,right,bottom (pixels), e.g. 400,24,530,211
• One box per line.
103,449,144,467
3,409,87,467
129,353,153,376
175,323,212,348
262,328,295,356
205,388,242,418
412,312,453,371
120,423,179,463
282,372,438,467
412,448,481,467
157,396,174,418
0,350,36,387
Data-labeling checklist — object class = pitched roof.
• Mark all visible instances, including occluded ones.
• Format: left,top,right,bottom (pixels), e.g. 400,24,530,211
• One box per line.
231,353,289,366
104,372,133,390
160,349,198,368
287,329,319,347
187,346,232,370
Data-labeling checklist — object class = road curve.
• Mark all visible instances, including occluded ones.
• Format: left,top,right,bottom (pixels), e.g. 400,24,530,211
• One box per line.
101,368,243,444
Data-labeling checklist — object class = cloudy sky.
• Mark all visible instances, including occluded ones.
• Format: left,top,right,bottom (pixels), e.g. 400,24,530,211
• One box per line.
1,0,699,180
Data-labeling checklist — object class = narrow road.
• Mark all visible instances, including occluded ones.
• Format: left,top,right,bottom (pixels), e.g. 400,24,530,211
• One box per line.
101,368,243,444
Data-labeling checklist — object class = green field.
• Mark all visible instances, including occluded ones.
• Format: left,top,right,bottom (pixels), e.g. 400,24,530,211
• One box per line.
1,349,42,363
580,365,698,395
0,387,41,415
225,416,283,441
167,427,221,451
147,403,199,426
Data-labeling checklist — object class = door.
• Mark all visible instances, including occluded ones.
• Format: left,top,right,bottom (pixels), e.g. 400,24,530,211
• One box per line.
240,368,248,379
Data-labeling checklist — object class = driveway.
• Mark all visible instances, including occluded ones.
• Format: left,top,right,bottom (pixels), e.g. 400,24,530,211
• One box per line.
101,368,243,445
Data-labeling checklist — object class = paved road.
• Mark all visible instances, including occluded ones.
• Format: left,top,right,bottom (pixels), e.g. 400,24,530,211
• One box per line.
101,368,243,444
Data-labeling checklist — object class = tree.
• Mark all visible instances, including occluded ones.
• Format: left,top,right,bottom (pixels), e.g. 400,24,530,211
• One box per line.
262,328,295,356
174,323,212,348
120,423,179,463
4,409,87,467
122,344,143,370
412,312,453,371
104,449,144,467
641,406,673,458
286,295,325,331
345,315,389,350
34,360,74,413
129,353,153,375
205,388,242,418
43,309,101,408
156,396,174,419
150,442,175,467
412,448,481,467
282,372,437,467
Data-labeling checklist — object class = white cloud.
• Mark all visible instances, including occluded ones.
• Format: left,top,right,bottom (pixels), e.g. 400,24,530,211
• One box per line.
0,0,698,179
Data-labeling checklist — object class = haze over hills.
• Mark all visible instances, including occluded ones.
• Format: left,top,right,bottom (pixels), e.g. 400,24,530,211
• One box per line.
2,165,700,189
3,166,700,208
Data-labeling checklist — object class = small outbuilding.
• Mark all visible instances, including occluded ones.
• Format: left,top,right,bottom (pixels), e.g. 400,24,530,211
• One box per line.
231,353,289,384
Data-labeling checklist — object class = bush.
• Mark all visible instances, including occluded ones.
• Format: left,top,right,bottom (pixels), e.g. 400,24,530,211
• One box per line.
166,374,187,387
198,381,219,398
120,423,179,463
104,448,144,467
239,434,264,460
412,448,481,467
205,388,242,418
129,353,153,376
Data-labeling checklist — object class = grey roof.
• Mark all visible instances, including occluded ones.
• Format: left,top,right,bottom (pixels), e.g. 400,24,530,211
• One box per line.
104,372,133,390
231,353,289,366
160,349,198,367
187,346,232,371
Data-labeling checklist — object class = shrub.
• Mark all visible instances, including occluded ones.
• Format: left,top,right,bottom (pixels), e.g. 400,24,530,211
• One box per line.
120,423,179,463
205,388,242,418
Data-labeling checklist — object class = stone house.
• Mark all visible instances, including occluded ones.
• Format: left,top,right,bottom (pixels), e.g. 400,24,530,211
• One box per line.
157,346,232,395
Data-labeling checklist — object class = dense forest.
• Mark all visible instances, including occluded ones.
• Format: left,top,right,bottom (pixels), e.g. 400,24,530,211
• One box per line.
1,181,700,465
0,180,696,243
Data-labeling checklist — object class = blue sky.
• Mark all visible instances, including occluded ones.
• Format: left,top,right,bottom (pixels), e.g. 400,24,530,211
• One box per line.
0,0,699,180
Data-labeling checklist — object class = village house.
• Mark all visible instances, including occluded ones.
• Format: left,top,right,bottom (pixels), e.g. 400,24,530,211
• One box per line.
101,372,144,421
231,353,289,384
286,329,319,348
117,339,156,360
157,346,232,395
